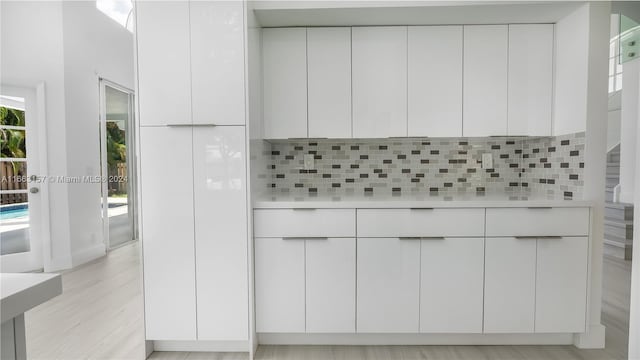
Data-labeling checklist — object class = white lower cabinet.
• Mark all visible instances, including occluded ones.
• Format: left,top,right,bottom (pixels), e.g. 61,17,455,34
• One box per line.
420,237,484,333
484,237,537,333
255,237,305,333
255,237,356,333
357,237,420,333
535,236,588,333
484,236,588,334
306,238,356,333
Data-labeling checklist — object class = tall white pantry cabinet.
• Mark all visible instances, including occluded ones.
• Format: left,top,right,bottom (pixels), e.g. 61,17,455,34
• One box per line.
135,0,250,344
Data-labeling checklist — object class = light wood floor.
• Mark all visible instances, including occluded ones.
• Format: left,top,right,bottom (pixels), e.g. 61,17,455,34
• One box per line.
24,242,631,360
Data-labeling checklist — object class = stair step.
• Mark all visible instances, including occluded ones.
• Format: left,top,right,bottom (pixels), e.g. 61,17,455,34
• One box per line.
604,219,634,239
603,239,633,260
605,202,634,221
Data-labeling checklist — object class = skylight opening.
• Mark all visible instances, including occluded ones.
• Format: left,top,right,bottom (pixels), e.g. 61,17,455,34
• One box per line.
96,0,134,33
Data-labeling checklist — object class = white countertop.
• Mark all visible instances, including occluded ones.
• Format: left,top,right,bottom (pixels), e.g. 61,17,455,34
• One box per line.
1,273,62,323
253,193,592,209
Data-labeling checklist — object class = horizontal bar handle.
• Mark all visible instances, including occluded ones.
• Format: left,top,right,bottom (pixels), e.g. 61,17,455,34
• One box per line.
165,123,218,127
526,207,553,209
282,237,328,241
291,208,317,211
515,236,538,240
538,236,563,240
410,207,435,211
399,236,446,240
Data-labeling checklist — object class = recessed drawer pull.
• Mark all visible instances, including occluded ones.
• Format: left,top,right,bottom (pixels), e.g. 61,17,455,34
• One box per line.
515,236,538,240
421,236,446,240
539,236,563,240
399,237,422,240
291,208,317,211
282,237,328,240
165,123,218,127
409,208,435,211
526,207,553,209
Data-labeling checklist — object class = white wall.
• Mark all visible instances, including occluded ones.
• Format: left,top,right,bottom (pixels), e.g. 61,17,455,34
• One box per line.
619,60,639,204
61,1,135,267
1,1,73,271
0,1,134,270
630,58,640,360
554,3,590,135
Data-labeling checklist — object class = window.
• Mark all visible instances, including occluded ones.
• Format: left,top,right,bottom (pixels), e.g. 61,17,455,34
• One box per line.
96,0,134,33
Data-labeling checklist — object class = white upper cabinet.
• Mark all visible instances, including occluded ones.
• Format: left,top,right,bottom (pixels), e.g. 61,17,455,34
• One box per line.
408,26,463,137
136,1,192,126
190,1,245,125
193,127,248,340
463,25,508,137
508,24,554,136
352,27,408,138
263,28,308,139
307,27,352,138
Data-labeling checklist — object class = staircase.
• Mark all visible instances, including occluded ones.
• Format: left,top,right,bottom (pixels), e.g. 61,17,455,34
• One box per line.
604,145,634,260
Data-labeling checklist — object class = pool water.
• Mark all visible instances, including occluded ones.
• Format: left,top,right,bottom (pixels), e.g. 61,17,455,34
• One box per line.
0,206,29,221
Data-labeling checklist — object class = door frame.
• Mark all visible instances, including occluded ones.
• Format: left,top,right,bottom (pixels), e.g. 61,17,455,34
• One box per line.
98,78,138,250
0,83,50,272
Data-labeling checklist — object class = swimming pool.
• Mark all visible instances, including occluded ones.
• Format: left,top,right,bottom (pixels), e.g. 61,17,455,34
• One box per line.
0,204,29,221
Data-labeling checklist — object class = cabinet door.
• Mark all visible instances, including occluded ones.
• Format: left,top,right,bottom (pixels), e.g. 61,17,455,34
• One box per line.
140,127,196,340
484,237,536,333
263,28,307,139
508,24,553,136
307,27,352,138
193,126,248,340
357,237,420,332
408,26,463,137
535,237,588,333
255,237,305,333
136,1,191,126
190,1,245,125
306,238,356,333
352,27,408,138
463,25,508,136
420,237,484,333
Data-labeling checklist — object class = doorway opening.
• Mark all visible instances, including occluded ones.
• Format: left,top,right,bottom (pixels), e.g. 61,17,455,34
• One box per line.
99,79,137,250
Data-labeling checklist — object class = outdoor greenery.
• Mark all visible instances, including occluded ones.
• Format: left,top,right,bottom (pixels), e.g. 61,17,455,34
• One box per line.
106,121,126,167
0,106,27,175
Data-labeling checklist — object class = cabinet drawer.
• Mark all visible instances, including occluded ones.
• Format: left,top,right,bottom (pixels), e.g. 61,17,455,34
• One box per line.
254,209,356,237
357,208,484,237
486,207,589,237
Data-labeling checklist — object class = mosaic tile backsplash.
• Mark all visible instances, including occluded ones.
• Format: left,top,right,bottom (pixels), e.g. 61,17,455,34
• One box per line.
266,132,585,199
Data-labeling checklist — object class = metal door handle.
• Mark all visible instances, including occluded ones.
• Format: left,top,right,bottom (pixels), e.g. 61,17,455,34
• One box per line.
30,187,39,194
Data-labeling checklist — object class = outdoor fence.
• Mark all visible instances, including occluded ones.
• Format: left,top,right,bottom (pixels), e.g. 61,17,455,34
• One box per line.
1,161,28,205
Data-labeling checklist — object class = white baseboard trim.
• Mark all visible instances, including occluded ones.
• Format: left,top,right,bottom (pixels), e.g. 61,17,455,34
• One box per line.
71,243,106,268
573,323,606,349
152,340,249,352
257,333,575,346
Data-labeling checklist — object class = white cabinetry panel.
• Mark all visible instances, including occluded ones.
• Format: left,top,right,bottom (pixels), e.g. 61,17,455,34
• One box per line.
306,238,356,333
263,28,307,139
193,127,248,340
357,208,484,237
190,1,245,125
463,25,508,136
508,24,553,136
254,209,355,238
307,27,352,138
484,237,536,333
408,26,463,137
352,27,408,138
486,207,589,237
140,127,196,340
535,236,588,333
420,237,484,333
136,1,192,126
255,237,305,333
357,237,420,332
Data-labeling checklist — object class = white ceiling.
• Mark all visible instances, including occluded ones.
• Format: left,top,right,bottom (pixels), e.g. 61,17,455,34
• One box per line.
253,1,586,27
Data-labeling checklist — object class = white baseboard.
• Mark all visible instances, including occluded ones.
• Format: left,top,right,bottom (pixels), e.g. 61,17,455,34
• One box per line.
573,323,606,349
257,333,575,346
152,340,249,352
71,243,106,267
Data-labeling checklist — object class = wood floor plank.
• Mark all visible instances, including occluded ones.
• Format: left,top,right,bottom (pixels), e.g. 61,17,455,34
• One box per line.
24,243,631,360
